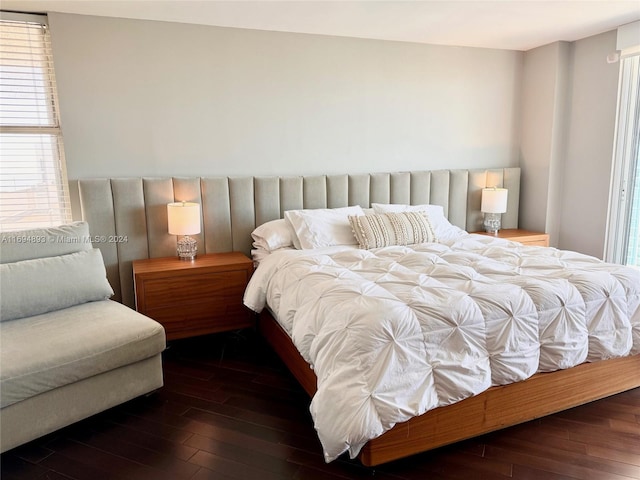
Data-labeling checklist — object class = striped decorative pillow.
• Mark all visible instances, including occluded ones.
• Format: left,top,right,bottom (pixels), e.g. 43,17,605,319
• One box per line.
348,212,436,249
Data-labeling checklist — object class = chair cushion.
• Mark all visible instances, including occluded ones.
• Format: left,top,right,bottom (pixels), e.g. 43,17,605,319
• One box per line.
0,249,114,322
0,300,166,408
0,222,92,264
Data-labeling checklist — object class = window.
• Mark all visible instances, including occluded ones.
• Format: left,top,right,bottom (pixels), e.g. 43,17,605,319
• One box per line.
0,12,71,231
628,156,640,266
605,51,640,266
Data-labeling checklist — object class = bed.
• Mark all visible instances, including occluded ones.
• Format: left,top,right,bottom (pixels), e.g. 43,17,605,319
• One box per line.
243,206,640,465
77,167,640,466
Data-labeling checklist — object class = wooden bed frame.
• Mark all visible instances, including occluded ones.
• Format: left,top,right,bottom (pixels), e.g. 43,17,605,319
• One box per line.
258,310,640,466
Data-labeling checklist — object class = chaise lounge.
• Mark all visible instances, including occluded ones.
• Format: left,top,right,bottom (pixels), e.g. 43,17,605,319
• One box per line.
0,221,166,453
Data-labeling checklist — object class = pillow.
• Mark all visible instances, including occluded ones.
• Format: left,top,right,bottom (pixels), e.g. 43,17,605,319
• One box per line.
251,248,271,265
0,221,92,264
251,246,293,264
349,212,436,249
284,205,365,249
371,203,466,242
251,219,295,251
0,248,114,322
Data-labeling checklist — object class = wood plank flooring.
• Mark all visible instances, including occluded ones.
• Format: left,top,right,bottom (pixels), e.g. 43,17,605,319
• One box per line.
2,330,639,480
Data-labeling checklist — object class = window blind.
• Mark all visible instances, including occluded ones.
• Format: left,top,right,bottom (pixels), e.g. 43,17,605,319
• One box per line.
0,13,71,232
605,51,640,265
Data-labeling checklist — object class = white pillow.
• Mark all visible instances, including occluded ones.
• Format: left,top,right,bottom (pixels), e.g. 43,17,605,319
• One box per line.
251,219,295,252
251,248,271,264
284,205,365,249
251,246,293,264
371,203,467,242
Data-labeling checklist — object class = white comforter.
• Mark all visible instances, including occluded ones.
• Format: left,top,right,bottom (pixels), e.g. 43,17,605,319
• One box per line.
243,234,640,462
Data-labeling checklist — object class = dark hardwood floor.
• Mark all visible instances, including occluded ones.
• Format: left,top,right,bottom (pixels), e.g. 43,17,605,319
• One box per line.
2,330,639,480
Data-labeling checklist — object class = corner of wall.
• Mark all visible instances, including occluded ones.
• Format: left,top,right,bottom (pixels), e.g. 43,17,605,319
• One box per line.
518,41,572,245
545,41,572,248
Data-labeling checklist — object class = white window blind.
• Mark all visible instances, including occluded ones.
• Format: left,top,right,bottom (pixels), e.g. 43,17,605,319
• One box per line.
605,51,640,266
0,13,71,231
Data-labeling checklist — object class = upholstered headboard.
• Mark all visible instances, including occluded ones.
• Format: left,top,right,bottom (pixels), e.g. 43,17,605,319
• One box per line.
78,167,520,307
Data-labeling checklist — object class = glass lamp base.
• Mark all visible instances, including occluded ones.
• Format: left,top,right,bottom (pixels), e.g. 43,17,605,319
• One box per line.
176,235,197,260
483,213,502,234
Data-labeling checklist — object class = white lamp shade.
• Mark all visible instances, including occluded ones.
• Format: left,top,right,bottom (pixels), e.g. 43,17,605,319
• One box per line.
481,188,508,214
167,202,201,235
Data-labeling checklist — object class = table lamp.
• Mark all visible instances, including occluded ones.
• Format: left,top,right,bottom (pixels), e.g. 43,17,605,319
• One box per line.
481,187,508,234
167,201,201,260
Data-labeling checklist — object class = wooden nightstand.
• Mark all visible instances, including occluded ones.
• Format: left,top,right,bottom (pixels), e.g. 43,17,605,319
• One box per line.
132,252,254,340
477,229,550,247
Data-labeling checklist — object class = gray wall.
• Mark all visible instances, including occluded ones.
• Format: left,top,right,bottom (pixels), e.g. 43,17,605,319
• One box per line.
519,41,570,247
47,13,522,193
559,30,619,258
519,30,620,258
48,13,623,257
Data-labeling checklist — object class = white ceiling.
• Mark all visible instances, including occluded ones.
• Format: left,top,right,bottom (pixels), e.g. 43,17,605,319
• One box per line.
2,0,639,51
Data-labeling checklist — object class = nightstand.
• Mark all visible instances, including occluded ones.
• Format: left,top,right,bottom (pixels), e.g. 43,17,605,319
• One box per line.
132,252,254,340
477,229,550,247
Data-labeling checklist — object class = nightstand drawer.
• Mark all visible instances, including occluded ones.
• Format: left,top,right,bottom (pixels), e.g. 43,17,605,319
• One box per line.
477,229,549,247
146,302,252,339
132,252,254,340
518,239,549,247
141,270,247,307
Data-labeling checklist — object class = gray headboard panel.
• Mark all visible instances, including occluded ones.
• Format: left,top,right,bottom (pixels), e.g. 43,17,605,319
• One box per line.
78,167,520,307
